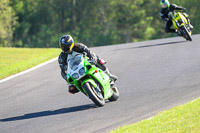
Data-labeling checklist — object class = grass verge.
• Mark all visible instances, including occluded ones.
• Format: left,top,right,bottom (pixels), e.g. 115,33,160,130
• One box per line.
111,98,200,133
0,47,61,80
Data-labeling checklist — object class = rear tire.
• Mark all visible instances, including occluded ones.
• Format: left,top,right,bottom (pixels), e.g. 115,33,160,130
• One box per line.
108,84,119,101
182,26,192,41
83,82,105,107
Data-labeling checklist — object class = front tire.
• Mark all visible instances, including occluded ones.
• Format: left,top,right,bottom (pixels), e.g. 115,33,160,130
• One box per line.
182,25,192,41
83,82,105,107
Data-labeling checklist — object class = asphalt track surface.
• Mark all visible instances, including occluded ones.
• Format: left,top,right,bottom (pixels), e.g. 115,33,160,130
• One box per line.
1,35,200,133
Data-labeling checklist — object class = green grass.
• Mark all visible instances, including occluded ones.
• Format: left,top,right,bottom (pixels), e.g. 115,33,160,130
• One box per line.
111,98,200,133
0,47,61,80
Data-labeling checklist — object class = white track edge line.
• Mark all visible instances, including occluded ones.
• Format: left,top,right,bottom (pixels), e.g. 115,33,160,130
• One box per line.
0,57,58,83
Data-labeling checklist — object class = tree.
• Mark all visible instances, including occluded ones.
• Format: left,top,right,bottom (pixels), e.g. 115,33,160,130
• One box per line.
6,0,200,48
0,0,17,46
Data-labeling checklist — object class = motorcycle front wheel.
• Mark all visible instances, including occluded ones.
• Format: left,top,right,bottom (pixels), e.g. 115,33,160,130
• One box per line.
83,82,105,107
181,25,192,41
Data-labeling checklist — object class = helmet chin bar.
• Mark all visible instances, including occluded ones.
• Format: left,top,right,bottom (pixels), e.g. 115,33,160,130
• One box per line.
64,50,71,54
68,50,73,54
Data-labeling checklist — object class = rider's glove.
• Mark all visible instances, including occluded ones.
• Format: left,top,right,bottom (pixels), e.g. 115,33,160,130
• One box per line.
182,8,187,12
164,18,169,22
168,12,173,18
92,56,98,63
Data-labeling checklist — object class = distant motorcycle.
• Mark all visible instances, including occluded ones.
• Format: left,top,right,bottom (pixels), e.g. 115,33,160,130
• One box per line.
66,52,119,107
168,11,192,41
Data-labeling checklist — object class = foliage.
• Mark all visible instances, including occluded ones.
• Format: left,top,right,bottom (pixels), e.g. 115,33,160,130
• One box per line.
0,0,17,46
0,0,200,48
0,47,61,79
111,98,200,133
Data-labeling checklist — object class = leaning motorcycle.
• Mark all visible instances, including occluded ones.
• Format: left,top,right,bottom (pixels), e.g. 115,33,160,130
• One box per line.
168,11,192,41
66,52,119,107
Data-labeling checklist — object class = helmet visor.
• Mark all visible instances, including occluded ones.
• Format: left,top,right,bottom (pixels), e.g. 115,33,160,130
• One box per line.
161,3,168,8
59,40,70,51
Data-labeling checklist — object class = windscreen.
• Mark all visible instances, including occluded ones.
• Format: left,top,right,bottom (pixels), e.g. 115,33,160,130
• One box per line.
68,55,82,70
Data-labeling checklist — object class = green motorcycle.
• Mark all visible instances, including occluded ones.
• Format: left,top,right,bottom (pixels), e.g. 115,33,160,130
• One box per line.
66,52,119,107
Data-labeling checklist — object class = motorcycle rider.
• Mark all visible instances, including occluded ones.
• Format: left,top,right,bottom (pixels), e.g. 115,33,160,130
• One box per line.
58,35,118,94
160,0,193,36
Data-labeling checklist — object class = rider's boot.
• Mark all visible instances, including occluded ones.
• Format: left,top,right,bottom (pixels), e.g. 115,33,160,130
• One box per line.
187,19,193,29
104,68,118,82
68,84,79,94
189,23,193,29
175,29,182,36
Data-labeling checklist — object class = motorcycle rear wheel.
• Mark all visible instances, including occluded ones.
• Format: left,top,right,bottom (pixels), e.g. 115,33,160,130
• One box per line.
83,82,105,107
108,84,119,101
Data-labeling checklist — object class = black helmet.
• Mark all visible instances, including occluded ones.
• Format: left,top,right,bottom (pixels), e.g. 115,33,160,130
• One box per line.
59,35,74,53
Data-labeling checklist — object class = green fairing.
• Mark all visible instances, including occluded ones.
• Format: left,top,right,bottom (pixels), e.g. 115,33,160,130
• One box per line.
81,58,113,99
67,55,113,100
171,12,192,36
172,12,189,28
67,73,84,93
169,11,192,41
81,79,97,88
94,69,113,99
86,67,110,91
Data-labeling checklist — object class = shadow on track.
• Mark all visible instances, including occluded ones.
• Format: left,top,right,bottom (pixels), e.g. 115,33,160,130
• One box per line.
136,41,186,49
0,104,97,122
114,41,186,51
